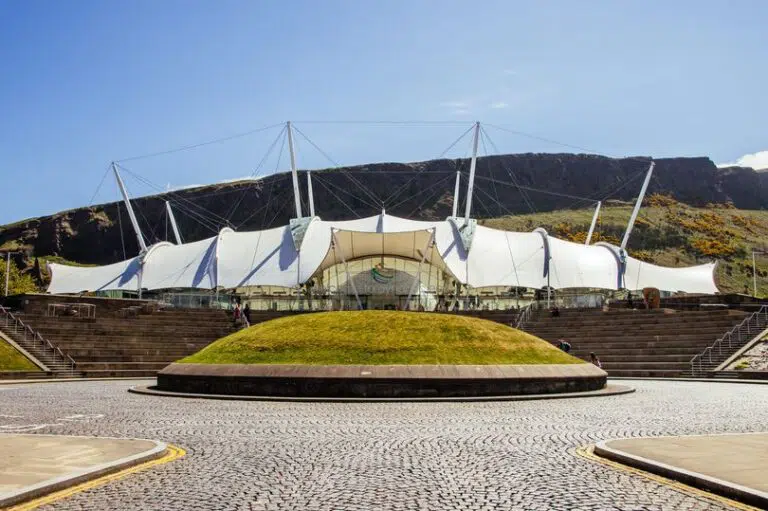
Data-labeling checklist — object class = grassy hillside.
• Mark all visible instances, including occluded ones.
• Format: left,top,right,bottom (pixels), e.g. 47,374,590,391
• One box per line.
481,194,768,296
0,338,37,371
181,311,582,365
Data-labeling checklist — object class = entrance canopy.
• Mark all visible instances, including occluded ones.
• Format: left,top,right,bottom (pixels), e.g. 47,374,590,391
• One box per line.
47,213,719,295
310,216,453,277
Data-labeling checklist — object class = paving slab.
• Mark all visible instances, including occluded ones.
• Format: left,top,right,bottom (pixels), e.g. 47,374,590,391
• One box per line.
0,434,167,507
595,432,768,509
2,379,767,510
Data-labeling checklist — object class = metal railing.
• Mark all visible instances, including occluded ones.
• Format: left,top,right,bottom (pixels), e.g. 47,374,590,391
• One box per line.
0,305,76,372
690,305,768,376
515,302,538,330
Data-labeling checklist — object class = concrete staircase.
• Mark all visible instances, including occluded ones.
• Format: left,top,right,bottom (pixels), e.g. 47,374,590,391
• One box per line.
523,308,749,378
0,306,80,378
689,306,768,377
13,307,239,378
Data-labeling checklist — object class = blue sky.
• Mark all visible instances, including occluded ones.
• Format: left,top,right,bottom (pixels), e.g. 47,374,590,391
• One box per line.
1,0,766,224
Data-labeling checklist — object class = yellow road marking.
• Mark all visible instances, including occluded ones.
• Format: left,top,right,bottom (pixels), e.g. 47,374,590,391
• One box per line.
574,445,760,511
3,445,185,511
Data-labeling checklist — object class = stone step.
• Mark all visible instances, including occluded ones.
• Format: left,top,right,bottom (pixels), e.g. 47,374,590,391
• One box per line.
534,334,728,346
64,355,187,363
0,371,50,379
575,354,696,363
38,334,230,344
62,347,203,355
548,339,717,348
76,362,169,371
566,347,705,355
46,346,208,354
604,369,685,378
80,369,159,378
529,319,738,329
27,325,235,336
600,361,690,369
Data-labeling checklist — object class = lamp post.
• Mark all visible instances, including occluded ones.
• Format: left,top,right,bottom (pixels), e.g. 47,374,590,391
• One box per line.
2,251,18,297
753,250,766,298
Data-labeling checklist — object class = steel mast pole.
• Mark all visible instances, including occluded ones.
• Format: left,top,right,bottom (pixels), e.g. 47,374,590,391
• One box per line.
4,252,10,297
452,171,461,217
463,122,481,222
112,163,148,253
286,122,302,218
165,201,183,244
585,201,602,245
620,161,655,251
307,171,316,217
754,251,759,297
618,161,655,290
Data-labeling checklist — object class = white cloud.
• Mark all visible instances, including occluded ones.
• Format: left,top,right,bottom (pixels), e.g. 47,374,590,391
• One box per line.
503,69,517,76
439,100,474,116
717,150,768,170
439,100,469,109
490,101,509,109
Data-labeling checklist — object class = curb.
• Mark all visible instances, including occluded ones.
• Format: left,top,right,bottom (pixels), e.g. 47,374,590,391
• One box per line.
128,383,636,403
0,377,154,386
0,436,167,509
594,437,768,510
608,377,768,385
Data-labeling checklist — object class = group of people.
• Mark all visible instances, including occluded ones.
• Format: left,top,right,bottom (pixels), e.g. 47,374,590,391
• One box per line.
231,299,251,327
556,338,601,368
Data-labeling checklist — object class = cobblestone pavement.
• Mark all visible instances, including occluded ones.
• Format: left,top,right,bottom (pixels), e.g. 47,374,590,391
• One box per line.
1,380,767,510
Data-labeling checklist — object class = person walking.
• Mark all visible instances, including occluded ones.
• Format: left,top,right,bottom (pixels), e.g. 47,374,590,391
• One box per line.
233,302,241,325
590,352,602,368
243,303,251,327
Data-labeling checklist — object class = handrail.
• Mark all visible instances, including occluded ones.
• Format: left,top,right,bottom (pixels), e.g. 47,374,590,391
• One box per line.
0,305,76,371
515,302,537,329
690,305,768,375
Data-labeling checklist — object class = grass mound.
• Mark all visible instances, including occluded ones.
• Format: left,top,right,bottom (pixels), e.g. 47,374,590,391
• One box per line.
0,338,37,371
180,311,583,366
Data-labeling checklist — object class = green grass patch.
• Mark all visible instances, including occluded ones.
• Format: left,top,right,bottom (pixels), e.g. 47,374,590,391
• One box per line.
0,338,37,371
43,256,98,267
180,311,583,365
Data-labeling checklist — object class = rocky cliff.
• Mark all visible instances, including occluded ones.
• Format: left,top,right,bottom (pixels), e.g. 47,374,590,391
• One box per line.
1,153,766,267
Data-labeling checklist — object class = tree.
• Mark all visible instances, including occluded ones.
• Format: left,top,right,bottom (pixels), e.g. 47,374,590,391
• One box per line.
0,260,39,296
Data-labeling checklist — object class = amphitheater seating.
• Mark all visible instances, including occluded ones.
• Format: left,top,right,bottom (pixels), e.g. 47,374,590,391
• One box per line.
3,292,752,380
14,308,239,378
523,308,748,377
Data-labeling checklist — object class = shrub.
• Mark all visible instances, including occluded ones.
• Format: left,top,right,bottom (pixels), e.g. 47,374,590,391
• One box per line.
647,194,679,208
0,262,39,295
630,249,655,262
689,237,741,259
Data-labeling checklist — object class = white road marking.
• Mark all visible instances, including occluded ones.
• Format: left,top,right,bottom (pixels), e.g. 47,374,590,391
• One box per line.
58,414,105,422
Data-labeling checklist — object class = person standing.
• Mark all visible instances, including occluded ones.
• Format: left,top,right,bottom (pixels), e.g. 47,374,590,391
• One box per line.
233,302,241,325
590,352,602,368
243,303,251,327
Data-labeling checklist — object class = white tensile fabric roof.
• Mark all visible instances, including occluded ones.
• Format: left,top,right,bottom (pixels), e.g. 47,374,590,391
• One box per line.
47,213,719,295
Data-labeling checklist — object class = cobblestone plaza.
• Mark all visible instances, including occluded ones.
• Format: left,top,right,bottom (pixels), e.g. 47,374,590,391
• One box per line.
1,380,767,510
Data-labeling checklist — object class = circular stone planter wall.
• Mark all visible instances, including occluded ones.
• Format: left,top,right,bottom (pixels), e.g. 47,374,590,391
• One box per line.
157,363,607,399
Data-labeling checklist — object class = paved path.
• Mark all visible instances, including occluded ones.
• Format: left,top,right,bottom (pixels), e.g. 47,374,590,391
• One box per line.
0,434,164,507
0,379,767,510
597,433,768,507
